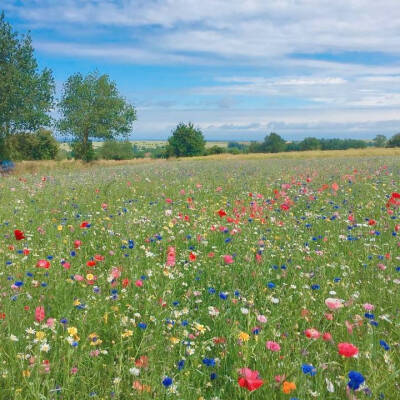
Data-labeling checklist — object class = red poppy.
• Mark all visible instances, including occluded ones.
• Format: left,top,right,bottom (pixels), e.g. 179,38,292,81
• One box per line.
80,221,90,228
74,240,82,249
338,342,358,357
218,209,227,218
135,355,149,368
14,229,25,240
122,278,130,288
94,254,105,261
23,248,30,255
280,203,290,211
387,192,400,208
238,368,264,391
86,260,96,267
36,259,50,269
189,252,197,262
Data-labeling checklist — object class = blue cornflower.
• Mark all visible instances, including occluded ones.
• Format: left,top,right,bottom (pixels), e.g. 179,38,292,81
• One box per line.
162,377,173,387
202,358,216,367
210,373,217,380
379,340,390,351
311,284,320,290
219,292,228,300
177,360,185,370
302,364,317,376
138,323,147,329
348,371,365,390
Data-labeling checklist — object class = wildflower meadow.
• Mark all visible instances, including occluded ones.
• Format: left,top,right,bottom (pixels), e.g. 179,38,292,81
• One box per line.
0,155,399,399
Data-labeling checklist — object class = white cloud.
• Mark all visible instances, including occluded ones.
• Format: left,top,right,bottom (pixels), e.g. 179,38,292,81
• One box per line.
3,0,400,138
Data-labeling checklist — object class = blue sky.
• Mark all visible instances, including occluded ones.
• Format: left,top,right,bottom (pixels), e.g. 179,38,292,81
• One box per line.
3,0,400,140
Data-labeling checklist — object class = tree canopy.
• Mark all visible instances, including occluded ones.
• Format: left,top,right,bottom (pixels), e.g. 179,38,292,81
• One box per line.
57,71,136,161
167,122,206,157
263,133,286,153
386,133,400,148
0,11,55,157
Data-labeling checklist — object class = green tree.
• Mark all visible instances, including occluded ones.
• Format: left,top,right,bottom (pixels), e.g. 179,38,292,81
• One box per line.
166,122,206,157
262,132,286,153
386,133,400,147
299,137,321,151
0,11,55,158
372,135,387,147
57,71,136,162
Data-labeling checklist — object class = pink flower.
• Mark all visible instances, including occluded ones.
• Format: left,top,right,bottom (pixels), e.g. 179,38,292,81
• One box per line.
46,318,55,328
35,306,45,322
223,255,234,264
266,341,281,352
135,280,143,287
305,328,320,339
166,246,176,267
74,274,84,281
257,315,267,323
325,298,344,310
363,303,374,311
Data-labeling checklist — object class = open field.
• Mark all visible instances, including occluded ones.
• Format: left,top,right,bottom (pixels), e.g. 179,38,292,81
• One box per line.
10,147,400,175
59,141,249,151
0,152,399,399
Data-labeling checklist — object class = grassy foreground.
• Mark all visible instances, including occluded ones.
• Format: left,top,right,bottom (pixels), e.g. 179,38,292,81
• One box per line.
0,153,399,399
11,147,400,175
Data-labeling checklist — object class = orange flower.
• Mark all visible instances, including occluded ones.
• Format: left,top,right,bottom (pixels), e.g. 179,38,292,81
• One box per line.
282,381,296,394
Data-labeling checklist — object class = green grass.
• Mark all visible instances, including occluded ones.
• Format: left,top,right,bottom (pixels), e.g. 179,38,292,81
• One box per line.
0,155,399,399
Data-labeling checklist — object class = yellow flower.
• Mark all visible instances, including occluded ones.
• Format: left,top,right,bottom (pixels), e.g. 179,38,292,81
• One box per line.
238,332,250,342
35,331,46,341
170,337,179,344
57,225,63,231
86,273,94,281
67,327,78,336
121,330,133,338
73,299,81,306
22,370,30,377
88,333,102,346
194,323,206,334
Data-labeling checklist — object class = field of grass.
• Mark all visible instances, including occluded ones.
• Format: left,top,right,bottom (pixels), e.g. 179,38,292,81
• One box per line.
0,153,399,399
59,140,248,151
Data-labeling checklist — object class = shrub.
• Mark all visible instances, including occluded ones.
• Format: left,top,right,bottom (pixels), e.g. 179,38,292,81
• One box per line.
97,140,134,160
206,145,226,155
3,129,59,160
